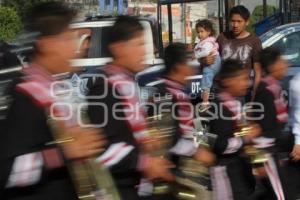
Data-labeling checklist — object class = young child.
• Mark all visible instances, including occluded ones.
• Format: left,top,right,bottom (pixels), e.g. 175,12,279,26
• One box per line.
209,59,260,200
194,19,221,111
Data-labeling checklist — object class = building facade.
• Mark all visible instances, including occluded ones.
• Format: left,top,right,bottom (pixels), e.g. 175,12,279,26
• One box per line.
63,0,99,15
63,0,128,15
99,0,128,14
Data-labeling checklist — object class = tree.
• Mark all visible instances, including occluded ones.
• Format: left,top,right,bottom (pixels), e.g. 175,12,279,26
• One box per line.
251,5,277,23
248,5,277,33
2,0,54,22
0,7,22,42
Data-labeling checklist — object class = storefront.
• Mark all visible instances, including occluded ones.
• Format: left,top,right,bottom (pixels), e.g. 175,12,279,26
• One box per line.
99,0,128,14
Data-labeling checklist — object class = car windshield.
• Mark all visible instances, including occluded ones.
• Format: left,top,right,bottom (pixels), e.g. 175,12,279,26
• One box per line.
74,20,155,60
76,26,111,59
88,27,111,58
260,24,300,68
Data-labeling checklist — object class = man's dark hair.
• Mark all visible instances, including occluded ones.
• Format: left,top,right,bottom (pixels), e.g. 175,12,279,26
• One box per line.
164,43,189,75
107,16,144,46
217,59,246,81
259,46,282,73
195,19,216,36
25,2,76,37
229,5,250,21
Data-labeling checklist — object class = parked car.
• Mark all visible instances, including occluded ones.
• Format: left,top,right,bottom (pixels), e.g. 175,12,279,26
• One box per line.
2,19,300,111
260,22,300,100
71,15,162,67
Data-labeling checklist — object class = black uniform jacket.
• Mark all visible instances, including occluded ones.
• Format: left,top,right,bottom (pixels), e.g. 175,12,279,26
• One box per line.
0,74,77,200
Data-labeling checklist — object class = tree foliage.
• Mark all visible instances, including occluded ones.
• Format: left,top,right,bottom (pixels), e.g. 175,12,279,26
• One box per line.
248,5,277,33
2,0,54,22
0,7,22,42
251,5,277,22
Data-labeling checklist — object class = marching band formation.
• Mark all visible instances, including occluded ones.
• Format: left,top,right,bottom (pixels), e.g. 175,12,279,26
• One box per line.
1,2,300,200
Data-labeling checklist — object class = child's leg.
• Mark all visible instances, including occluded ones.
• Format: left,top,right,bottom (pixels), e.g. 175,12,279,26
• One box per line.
199,71,213,112
201,55,221,103
211,55,222,74
201,68,214,103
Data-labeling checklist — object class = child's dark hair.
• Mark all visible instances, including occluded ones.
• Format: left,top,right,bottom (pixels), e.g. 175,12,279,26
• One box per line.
217,59,247,84
164,43,189,75
259,46,282,74
108,15,144,46
229,5,250,21
195,19,216,36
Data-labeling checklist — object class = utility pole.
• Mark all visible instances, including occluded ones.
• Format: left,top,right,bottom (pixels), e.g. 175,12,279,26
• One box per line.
279,0,284,24
182,3,186,44
263,0,267,18
218,0,224,33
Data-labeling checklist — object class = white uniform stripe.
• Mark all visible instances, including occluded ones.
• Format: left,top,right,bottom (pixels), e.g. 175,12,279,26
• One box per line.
103,145,134,167
133,131,149,140
21,154,35,186
253,137,275,148
6,152,43,188
95,142,126,163
169,138,197,156
179,124,194,131
223,137,243,154
264,154,285,200
210,166,233,200
277,113,288,120
253,137,275,144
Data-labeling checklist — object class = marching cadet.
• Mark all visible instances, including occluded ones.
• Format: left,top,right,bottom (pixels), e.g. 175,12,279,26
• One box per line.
87,16,174,200
144,43,215,199
289,51,300,200
0,2,105,200
208,59,261,200
253,47,298,200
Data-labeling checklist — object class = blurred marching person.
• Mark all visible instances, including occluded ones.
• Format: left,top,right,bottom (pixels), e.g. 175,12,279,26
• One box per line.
0,2,106,200
287,52,300,199
208,59,261,200
144,43,215,199
252,47,295,200
87,16,174,200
